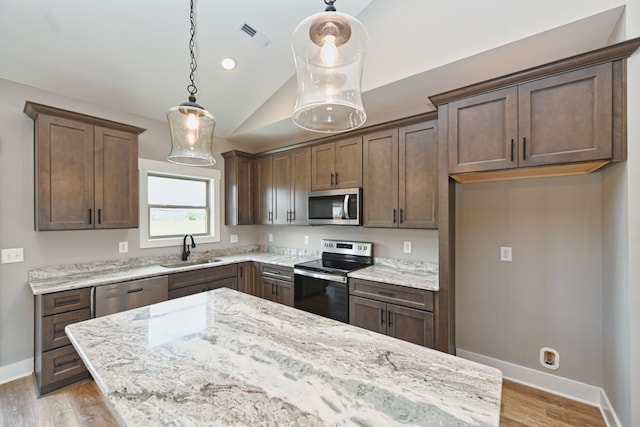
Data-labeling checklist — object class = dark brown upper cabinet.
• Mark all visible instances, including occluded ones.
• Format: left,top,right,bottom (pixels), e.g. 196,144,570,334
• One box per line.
222,151,254,225
253,155,273,225
363,120,438,229
311,136,362,190
24,102,144,231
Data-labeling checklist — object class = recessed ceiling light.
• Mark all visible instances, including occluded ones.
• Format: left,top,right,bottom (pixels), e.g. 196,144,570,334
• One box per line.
221,58,236,70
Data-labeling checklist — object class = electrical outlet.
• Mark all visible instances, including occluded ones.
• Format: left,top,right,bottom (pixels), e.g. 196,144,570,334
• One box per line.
230,234,238,243
1,248,24,263
304,235,309,245
118,242,128,253
540,347,559,370
268,233,273,242
500,246,512,261
403,241,412,254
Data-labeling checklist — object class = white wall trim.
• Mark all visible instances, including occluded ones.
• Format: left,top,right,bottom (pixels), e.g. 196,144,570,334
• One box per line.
0,358,33,385
457,349,621,427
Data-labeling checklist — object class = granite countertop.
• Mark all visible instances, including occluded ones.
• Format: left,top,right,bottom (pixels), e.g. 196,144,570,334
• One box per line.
66,288,501,426
28,248,440,295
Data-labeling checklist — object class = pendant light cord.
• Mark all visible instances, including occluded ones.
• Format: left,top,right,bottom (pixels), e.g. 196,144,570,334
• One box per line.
324,0,337,11
187,0,198,101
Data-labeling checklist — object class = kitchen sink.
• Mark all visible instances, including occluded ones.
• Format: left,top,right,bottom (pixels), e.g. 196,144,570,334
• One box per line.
159,259,222,269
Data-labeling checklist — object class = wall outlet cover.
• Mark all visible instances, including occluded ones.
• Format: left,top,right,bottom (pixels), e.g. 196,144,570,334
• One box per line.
304,235,309,245
268,233,273,242
540,347,560,370
1,248,24,263
118,242,128,253
230,234,239,243
500,246,512,262
403,241,412,254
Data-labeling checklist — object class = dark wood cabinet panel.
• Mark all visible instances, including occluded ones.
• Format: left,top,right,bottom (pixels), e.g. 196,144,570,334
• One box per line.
39,345,90,395
253,155,273,224
260,277,294,307
168,264,238,291
349,279,434,349
363,121,438,229
273,152,292,225
447,63,614,175
41,308,91,352
311,137,362,190
363,129,398,228
41,288,92,316
26,102,144,231
237,262,256,296
222,151,254,225
290,147,311,225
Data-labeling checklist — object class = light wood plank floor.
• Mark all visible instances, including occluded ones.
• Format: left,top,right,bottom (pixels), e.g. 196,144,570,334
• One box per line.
0,376,605,426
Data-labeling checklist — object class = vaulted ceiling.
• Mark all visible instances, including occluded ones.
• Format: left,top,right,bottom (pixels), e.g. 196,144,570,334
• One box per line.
0,1,627,151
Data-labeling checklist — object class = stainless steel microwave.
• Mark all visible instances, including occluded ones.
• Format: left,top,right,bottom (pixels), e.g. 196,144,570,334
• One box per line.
307,188,361,225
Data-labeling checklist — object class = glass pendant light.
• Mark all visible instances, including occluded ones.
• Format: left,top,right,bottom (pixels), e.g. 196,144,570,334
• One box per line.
291,0,368,133
167,0,216,166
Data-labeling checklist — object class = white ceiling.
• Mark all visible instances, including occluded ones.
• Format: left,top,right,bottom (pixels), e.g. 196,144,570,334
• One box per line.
0,0,627,151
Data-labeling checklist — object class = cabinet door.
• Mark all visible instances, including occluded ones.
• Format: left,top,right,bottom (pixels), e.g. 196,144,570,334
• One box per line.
363,129,398,228
272,152,292,225
237,262,256,295
253,156,273,224
236,155,254,224
94,127,139,229
275,281,294,307
35,115,94,230
399,121,438,229
334,136,363,188
448,87,518,173
259,276,277,302
387,304,434,348
349,296,387,335
223,152,253,225
518,63,612,167
311,142,335,190
290,147,311,225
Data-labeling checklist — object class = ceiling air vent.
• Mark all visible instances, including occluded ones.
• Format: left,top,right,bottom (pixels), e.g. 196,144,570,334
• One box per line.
238,20,271,47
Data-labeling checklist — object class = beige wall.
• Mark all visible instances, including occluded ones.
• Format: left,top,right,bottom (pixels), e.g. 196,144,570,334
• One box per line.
455,174,604,385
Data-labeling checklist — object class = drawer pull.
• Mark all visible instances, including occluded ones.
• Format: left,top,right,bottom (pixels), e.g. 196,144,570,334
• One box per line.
54,296,80,308
55,355,80,369
378,290,395,297
127,288,144,294
388,311,393,327
380,308,384,325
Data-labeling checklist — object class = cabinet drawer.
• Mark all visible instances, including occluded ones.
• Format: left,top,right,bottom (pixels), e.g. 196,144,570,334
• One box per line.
205,277,238,292
349,278,434,311
169,264,238,290
41,288,91,316
41,345,89,389
41,308,91,352
169,284,205,300
259,263,294,282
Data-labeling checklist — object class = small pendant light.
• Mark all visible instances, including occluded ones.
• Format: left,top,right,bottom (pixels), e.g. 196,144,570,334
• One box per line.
167,0,216,166
291,0,368,133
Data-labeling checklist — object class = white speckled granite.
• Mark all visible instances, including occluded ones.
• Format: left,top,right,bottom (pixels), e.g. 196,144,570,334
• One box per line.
28,247,318,295
66,288,501,426
348,258,439,291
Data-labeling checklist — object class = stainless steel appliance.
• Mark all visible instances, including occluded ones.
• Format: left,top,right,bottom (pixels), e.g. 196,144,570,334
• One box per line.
94,275,169,317
294,239,373,323
307,188,362,225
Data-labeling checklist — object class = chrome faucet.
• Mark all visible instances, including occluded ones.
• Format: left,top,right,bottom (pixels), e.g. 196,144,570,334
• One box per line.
182,234,196,261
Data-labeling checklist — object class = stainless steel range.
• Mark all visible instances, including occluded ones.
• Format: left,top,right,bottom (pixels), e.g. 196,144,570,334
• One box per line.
294,239,373,323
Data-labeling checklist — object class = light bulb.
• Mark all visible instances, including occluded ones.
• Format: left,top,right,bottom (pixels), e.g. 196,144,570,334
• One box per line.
187,133,196,146
186,113,199,130
320,35,338,65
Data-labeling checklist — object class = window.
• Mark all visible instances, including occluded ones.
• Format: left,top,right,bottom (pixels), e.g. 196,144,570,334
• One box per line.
139,159,221,248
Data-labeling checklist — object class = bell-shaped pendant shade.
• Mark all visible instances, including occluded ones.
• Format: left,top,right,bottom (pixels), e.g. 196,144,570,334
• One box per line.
291,8,368,133
167,101,216,166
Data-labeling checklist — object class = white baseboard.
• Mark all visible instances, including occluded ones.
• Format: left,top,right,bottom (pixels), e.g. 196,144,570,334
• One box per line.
0,358,33,385
456,349,620,427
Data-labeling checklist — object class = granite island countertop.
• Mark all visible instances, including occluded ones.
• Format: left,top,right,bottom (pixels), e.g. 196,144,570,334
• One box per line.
66,288,501,426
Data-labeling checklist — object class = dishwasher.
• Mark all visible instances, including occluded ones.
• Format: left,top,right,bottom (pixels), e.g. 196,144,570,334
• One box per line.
94,275,169,318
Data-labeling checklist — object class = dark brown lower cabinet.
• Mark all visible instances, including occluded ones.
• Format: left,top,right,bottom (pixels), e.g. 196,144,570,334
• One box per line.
259,277,294,307
237,262,257,296
349,279,434,348
168,264,238,299
34,288,92,395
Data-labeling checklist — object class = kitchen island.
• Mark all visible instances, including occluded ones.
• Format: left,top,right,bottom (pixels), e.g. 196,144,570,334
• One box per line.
66,288,501,426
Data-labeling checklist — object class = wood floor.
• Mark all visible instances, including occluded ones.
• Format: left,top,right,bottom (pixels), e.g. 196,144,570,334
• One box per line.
0,376,605,426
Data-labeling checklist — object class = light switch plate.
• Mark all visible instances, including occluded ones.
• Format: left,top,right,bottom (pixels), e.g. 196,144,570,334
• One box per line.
403,241,412,254
230,234,239,243
268,233,273,242
500,246,512,261
304,235,309,245
1,248,24,263
118,242,128,253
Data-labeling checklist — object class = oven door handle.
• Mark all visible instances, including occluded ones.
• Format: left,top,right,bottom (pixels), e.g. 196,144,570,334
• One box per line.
294,268,347,284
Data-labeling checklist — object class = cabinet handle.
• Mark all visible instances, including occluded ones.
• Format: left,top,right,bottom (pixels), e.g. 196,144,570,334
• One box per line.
380,308,385,325
522,137,527,160
240,266,244,278
510,139,515,162
127,288,144,294
268,211,273,222
88,208,92,225
335,172,339,185
54,296,81,308
271,284,276,296
378,290,395,297
388,311,393,328
400,209,404,224
98,208,102,224
54,355,80,369
330,173,335,186
393,209,397,224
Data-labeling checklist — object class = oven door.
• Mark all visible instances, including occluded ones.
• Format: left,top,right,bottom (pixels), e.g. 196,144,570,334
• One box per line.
294,269,349,323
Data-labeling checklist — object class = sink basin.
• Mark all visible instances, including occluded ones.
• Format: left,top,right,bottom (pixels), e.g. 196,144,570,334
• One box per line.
159,259,222,269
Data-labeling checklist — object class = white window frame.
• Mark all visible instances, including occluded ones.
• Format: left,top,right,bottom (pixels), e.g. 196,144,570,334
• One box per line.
139,159,221,249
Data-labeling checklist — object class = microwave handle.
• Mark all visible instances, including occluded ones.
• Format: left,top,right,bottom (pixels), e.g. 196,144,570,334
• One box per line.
344,194,350,219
